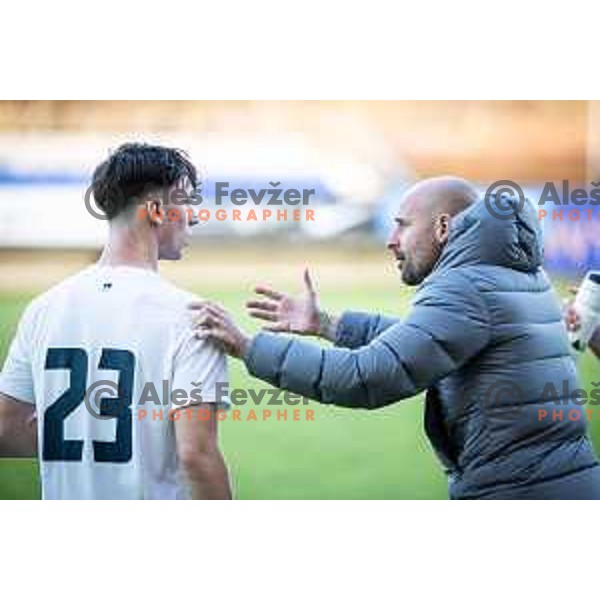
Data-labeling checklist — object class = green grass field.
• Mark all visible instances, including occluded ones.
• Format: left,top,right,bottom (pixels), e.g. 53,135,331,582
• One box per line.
0,249,598,499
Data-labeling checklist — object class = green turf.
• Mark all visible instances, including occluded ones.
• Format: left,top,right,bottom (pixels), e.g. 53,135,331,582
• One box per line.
0,282,598,500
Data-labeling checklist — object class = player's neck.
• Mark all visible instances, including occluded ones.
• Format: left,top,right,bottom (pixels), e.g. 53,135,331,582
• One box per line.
98,227,159,272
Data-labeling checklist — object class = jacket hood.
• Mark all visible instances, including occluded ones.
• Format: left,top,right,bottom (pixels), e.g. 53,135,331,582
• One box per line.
432,194,544,274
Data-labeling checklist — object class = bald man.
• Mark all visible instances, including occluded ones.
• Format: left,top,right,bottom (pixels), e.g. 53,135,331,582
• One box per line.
192,177,600,499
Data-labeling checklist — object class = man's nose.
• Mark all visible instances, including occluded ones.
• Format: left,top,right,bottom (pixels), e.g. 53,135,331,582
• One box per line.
387,230,400,252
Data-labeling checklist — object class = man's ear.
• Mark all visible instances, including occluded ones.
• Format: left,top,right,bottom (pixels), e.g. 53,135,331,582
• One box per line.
144,198,163,226
435,213,451,244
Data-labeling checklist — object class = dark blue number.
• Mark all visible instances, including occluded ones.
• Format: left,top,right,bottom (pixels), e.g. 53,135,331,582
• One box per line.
93,349,134,463
42,348,135,464
43,348,87,461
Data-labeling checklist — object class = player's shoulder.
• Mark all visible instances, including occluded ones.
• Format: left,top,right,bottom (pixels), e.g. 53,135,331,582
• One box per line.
19,267,96,324
152,277,200,308
135,274,209,336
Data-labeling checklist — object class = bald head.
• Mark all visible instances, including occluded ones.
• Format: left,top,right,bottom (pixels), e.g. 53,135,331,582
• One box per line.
388,176,479,286
402,176,479,220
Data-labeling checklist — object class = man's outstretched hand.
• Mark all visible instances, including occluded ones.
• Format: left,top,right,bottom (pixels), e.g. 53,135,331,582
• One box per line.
246,268,321,335
189,300,251,358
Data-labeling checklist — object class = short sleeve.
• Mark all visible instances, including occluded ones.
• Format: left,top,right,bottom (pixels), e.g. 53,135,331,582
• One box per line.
0,307,35,404
170,327,230,412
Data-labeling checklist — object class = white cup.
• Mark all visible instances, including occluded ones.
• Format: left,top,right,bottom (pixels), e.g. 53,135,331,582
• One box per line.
569,271,600,351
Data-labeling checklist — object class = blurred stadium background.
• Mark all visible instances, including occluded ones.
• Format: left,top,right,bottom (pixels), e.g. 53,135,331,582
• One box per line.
0,100,598,499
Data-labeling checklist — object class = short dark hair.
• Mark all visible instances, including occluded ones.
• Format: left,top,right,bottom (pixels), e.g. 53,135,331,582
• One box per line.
92,142,197,220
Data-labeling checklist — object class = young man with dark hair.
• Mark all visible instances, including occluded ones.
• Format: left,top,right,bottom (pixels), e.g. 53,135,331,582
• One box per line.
0,143,232,500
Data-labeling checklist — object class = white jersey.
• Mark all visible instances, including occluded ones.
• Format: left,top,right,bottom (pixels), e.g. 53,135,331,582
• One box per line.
0,265,229,499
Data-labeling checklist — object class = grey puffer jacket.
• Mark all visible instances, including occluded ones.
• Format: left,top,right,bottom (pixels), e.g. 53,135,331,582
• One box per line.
244,197,600,499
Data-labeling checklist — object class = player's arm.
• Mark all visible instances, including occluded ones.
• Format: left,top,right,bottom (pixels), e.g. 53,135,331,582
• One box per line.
170,319,232,499
245,269,398,347
174,404,231,500
0,393,37,458
0,303,37,458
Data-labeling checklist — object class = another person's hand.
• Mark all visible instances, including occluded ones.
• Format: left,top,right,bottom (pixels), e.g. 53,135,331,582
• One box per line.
564,303,581,333
563,286,600,358
564,286,581,333
246,268,321,335
189,301,251,359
